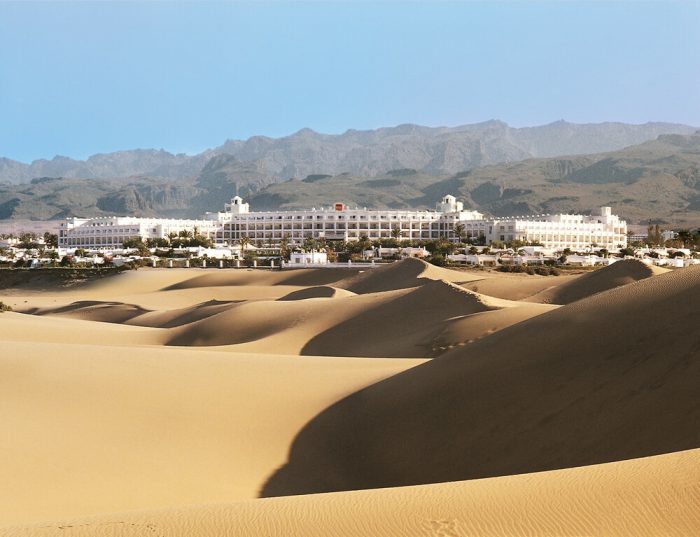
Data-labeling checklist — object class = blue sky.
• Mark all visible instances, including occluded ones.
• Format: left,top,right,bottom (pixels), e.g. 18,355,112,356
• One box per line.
1,1,698,162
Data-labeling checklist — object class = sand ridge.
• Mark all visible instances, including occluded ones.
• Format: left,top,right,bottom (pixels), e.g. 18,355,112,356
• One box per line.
336,257,481,294
262,265,700,496
7,262,553,358
524,258,670,304
278,285,357,300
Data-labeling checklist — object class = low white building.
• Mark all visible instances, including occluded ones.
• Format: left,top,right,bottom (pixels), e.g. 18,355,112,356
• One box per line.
289,251,328,265
376,246,429,259
448,253,498,266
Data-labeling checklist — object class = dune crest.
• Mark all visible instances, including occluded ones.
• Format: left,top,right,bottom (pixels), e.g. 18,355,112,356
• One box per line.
525,258,670,304
162,268,360,291
20,300,151,324
278,286,356,300
262,265,700,496
336,257,479,294
165,280,515,357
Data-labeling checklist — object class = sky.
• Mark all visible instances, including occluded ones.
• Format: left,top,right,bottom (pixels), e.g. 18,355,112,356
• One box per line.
1,1,699,163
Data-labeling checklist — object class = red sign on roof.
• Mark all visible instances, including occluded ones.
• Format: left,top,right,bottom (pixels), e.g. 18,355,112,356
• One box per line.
334,203,344,211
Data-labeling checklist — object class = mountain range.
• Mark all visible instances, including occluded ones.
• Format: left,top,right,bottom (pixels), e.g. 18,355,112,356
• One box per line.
1,120,696,184
1,121,699,227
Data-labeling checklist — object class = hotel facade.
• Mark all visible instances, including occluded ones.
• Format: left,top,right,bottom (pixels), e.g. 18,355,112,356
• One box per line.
58,195,627,250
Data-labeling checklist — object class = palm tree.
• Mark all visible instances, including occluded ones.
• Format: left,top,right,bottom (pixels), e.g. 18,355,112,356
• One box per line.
178,229,193,247
357,234,371,257
454,223,466,243
280,234,290,261
239,235,250,251
391,225,402,240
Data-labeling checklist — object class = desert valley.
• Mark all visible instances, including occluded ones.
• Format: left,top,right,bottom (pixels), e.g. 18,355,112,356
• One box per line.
1,258,698,536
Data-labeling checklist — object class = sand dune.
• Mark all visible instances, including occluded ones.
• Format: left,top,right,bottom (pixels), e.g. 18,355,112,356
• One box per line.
336,257,480,294
19,299,243,329
0,341,422,526
10,269,548,357
166,279,533,357
124,300,243,328
524,258,670,304
262,265,700,496
301,280,519,358
21,300,151,324
278,285,356,300
0,312,162,346
459,272,580,300
432,302,558,352
2,261,696,533
2,268,361,311
163,267,360,290
5,448,699,537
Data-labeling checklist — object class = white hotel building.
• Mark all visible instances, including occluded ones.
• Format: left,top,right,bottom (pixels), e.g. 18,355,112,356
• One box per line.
58,217,221,249
58,195,627,250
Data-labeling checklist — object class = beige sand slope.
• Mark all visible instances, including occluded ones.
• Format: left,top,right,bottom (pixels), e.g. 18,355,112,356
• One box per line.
22,301,151,323
164,279,547,357
524,258,670,304
19,299,242,329
4,448,700,537
0,341,422,526
1,268,362,311
336,257,481,294
300,280,545,358
278,285,356,300
432,301,558,352
0,312,162,346
458,271,580,301
262,265,700,496
162,267,360,290
13,267,552,358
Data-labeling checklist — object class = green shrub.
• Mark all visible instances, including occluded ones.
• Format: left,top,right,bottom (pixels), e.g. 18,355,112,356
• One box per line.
0,301,12,312
497,264,560,276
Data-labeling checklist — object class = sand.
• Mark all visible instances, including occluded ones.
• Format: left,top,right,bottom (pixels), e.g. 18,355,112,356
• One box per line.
524,258,670,304
4,448,700,537
1,259,698,534
0,341,423,526
262,265,700,496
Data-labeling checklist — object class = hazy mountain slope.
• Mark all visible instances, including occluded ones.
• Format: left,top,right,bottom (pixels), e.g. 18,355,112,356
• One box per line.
1,121,695,184
0,177,203,220
509,120,696,157
0,150,213,184
216,120,697,181
248,133,700,226
1,134,699,226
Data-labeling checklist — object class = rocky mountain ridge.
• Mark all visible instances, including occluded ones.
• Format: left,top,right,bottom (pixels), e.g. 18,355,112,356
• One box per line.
1,133,699,227
2,120,696,184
